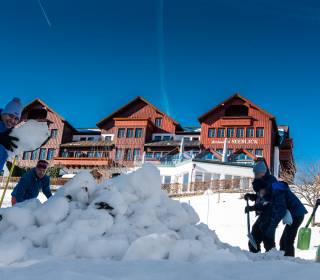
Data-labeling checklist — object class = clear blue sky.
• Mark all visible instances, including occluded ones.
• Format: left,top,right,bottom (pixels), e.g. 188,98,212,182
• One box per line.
0,0,319,164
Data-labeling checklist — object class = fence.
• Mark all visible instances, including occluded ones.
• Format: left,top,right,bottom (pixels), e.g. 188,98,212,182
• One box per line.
0,177,252,197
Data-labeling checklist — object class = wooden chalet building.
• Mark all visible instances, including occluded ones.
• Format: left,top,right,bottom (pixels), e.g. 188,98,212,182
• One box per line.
17,99,77,168
198,93,294,177
96,96,195,166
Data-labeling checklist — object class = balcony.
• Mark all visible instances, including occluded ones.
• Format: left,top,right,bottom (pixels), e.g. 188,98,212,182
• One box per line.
54,157,113,167
220,116,253,126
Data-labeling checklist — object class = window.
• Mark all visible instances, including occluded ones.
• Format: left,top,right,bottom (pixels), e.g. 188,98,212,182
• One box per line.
227,149,233,156
195,172,203,182
50,129,58,139
87,137,94,141
125,149,133,161
163,135,171,141
47,149,55,160
236,128,244,138
255,149,263,157
105,136,112,141
247,149,254,155
126,128,134,138
146,152,153,158
154,135,162,141
80,137,86,141
31,150,38,160
62,151,68,158
115,148,123,160
193,137,199,141
39,148,47,160
208,128,216,138
246,127,254,138
227,128,234,138
155,152,162,159
155,118,163,127
95,152,102,158
133,148,141,160
22,152,31,160
164,176,171,184
75,151,81,158
135,128,143,138
117,128,126,138
216,149,223,155
87,152,94,158
217,128,225,138
256,127,264,138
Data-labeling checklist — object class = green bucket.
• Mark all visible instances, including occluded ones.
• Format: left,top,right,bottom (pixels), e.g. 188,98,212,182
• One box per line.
297,227,312,250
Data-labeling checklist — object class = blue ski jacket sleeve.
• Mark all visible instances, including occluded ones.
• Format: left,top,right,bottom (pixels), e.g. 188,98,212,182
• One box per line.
0,121,9,172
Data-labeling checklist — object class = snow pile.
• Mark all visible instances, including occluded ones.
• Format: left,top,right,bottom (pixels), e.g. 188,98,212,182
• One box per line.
0,165,254,264
8,120,50,157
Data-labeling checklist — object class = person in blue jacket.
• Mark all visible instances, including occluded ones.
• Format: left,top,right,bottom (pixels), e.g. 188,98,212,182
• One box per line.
0,98,23,172
11,160,52,205
266,181,308,257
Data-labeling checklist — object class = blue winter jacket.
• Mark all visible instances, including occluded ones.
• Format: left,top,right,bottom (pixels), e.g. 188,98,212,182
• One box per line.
11,168,52,203
269,181,308,228
0,119,9,172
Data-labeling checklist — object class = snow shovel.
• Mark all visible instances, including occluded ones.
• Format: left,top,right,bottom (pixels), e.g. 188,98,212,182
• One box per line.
246,200,258,250
316,245,320,263
0,157,17,208
297,203,319,250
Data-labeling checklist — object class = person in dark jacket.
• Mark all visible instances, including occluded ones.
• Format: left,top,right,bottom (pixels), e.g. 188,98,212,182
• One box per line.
267,181,308,257
11,160,52,205
0,98,22,171
244,159,278,253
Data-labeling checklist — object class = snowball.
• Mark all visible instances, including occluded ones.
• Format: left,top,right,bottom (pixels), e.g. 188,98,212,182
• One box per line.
8,120,50,157
0,241,29,264
124,232,178,261
34,196,70,226
4,207,35,229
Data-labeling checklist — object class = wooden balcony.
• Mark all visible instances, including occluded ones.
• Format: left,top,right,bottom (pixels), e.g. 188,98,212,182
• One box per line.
220,116,253,126
53,157,113,167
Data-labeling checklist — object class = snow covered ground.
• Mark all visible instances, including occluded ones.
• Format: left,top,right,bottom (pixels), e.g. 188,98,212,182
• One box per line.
0,166,320,279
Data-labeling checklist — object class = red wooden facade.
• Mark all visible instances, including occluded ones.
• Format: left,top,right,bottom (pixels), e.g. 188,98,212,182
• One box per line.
17,99,76,168
97,96,182,164
198,93,279,172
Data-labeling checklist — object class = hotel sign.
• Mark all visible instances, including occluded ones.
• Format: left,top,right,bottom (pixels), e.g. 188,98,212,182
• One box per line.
211,139,258,145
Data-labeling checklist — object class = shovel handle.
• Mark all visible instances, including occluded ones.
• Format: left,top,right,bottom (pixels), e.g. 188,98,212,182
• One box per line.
246,200,251,233
305,204,319,228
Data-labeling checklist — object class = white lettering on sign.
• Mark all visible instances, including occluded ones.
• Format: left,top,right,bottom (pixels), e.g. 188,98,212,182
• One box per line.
211,139,258,145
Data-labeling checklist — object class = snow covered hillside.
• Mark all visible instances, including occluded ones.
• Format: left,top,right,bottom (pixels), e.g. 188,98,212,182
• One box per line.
0,165,320,279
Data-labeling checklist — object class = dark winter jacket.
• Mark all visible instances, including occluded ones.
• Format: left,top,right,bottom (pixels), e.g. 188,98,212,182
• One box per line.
0,117,9,172
11,168,52,203
269,181,308,229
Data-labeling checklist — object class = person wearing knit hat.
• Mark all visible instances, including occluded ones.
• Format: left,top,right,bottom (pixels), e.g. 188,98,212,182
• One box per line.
0,98,22,172
253,160,268,179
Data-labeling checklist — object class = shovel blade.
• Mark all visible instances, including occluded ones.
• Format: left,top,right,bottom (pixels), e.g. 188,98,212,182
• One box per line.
297,227,311,250
247,234,258,251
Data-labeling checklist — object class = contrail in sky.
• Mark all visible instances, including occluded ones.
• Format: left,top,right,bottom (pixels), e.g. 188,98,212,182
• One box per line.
158,0,170,116
37,0,52,27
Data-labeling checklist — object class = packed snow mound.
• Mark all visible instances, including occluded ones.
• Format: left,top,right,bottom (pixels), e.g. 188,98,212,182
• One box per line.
8,120,50,157
0,164,285,264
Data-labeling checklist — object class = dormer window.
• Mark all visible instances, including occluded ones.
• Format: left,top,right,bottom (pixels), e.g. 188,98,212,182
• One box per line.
155,118,163,127
225,105,248,117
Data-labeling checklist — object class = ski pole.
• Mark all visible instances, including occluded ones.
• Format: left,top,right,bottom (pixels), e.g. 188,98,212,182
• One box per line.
0,157,17,208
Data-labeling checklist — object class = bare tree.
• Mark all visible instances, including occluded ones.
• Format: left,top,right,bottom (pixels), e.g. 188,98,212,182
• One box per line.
289,162,320,209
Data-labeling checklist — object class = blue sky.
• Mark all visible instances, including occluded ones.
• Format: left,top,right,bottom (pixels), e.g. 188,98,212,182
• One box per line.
0,0,319,164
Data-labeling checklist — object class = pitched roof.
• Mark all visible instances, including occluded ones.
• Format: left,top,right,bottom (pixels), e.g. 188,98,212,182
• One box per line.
198,93,275,122
96,96,180,128
23,99,77,132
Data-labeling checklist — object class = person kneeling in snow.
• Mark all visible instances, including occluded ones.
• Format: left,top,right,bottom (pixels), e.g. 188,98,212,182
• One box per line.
0,98,22,171
244,160,278,253
11,160,52,205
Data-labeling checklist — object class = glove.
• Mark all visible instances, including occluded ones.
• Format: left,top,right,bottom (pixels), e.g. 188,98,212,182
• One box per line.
244,193,257,202
11,197,17,206
245,205,256,214
0,128,19,151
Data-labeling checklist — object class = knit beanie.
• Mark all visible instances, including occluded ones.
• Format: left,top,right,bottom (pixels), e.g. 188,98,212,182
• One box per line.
2,98,23,119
